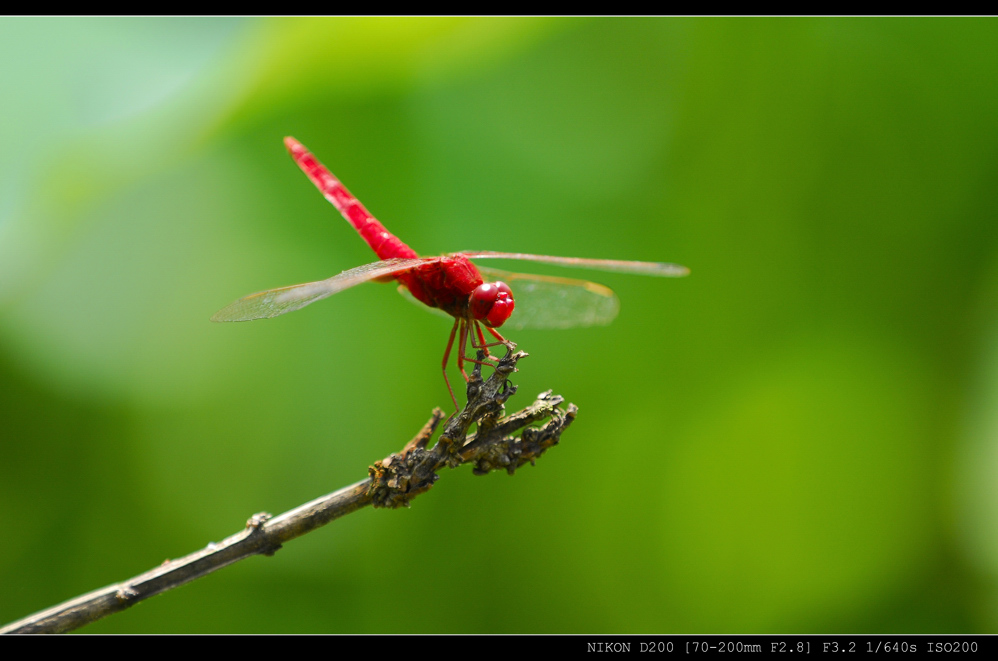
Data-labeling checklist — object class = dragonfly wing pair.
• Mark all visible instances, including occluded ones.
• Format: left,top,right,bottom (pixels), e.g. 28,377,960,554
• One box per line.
210,257,435,322
458,251,688,330
212,250,689,327
392,252,689,330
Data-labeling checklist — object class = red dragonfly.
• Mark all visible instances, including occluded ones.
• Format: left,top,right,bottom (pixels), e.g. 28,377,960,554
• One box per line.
213,137,689,409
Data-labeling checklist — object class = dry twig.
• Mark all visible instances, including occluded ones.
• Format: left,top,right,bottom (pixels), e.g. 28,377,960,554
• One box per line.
1,346,576,634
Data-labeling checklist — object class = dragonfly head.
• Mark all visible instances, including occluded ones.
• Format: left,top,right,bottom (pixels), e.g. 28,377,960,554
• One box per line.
470,281,515,328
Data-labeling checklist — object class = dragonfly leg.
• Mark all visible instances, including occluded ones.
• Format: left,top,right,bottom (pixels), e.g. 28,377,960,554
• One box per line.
481,324,515,357
442,318,460,411
457,318,477,383
446,319,505,412
459,319,503,368
484,324,510,345
470,321,505,363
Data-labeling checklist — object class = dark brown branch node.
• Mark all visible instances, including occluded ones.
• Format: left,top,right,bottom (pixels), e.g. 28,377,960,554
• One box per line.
368,447,439,508
368,346,575,507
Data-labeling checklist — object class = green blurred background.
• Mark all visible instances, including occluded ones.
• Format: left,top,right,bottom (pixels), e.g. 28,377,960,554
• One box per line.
2,17,997,633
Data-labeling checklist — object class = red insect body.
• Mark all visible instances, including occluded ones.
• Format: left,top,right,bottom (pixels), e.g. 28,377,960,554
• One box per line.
214,138,687,410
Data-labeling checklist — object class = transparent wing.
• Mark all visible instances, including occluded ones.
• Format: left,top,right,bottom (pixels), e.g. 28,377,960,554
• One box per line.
211,257,438,322
477,267,620,330
460,251,690,277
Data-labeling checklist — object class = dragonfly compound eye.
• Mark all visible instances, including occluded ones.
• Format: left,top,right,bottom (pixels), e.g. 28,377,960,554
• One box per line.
470,281,515,327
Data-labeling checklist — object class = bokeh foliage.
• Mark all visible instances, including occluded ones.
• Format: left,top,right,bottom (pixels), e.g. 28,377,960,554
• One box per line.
2,17,997,633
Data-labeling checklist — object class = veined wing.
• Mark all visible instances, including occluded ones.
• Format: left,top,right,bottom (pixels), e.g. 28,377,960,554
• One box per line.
477,266,620,330
212,257,437,322
461,251,690,277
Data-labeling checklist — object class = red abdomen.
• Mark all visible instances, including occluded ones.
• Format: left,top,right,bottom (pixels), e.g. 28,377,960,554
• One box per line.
285,137,418,261
284,137,482,318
